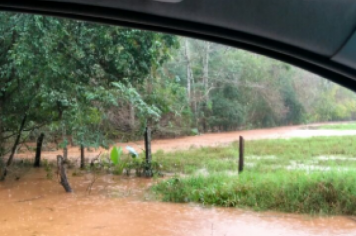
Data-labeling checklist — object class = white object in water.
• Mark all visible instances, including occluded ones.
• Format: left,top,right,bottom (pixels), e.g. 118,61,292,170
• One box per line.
126,146,138,158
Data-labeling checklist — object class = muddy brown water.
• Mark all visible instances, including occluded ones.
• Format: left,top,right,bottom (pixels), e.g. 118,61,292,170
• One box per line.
3,124,356,235
0,170,355,236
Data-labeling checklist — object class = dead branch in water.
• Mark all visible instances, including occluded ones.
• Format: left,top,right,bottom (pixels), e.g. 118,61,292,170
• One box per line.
17,196,43,203
86,169,99,195
87,152,102,195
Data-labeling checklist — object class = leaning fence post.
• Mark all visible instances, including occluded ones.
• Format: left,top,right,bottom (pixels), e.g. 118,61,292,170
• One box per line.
239,136,244,173
57,155,72,193
144,127,153,177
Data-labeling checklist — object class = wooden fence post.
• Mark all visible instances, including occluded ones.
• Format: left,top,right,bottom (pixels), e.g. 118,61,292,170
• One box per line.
34,133,45,167
239,136,244,173
57,155,72,193
144,127,153,177
80,145,85,169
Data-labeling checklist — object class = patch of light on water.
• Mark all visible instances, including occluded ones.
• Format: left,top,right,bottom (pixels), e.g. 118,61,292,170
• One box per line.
195,168,209,176
194,168,239,176
247,155,277,160
286,162,349,172
315,155,356,161
224,171,239,176
244,162,256,167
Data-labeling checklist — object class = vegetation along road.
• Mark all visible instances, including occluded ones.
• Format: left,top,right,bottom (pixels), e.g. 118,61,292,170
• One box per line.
1,12,356,236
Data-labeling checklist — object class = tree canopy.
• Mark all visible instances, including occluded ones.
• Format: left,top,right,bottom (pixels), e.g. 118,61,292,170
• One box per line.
1,12,356,161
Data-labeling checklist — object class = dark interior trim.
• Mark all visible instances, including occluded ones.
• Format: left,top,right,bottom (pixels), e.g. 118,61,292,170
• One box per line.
1,1,356,91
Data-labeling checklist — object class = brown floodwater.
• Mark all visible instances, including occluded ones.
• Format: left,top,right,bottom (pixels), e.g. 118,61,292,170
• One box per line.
0,169,355,236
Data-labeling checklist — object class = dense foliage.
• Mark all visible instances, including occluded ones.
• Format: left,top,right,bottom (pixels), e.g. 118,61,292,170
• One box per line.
165,40,356,131
0,13,178,159
1,12,356,159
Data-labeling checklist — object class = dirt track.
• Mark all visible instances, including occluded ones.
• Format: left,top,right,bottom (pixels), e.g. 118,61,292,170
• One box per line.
13,123,356,161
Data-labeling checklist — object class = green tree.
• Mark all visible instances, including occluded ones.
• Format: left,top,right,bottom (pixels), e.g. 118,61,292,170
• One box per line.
0,12,178,177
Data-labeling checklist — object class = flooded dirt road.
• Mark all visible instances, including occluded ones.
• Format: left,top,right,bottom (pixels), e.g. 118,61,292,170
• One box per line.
0,170,355,236
15,123,356,161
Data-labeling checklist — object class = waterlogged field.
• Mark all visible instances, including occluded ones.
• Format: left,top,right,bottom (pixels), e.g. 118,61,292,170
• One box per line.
2,132,356,217
151,135,356,215
1,133,356,236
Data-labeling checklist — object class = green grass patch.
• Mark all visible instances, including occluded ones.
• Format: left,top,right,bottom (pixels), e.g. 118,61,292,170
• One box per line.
152,170,356,215
318,122,356,130
151,135,356,215
153,136,356,174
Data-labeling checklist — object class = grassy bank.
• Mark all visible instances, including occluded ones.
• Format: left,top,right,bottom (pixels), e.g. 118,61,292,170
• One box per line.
151,135,356,215
152,171,356,215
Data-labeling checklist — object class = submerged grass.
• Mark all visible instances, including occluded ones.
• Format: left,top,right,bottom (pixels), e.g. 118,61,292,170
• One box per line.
152,135,356,215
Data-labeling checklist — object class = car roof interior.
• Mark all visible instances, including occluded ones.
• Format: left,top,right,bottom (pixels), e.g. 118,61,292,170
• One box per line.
1,0,356,91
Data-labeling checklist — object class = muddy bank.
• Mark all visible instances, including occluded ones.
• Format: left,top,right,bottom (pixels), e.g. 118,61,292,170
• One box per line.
0,169,355,236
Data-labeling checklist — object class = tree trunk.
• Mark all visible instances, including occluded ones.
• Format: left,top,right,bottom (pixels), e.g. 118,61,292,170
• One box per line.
34,133,45,167
191,75,199,129
202,42,210,132
144,127,153,177
80,145,85,169
0,104,4,176
63,146,68,161
57,155,72,193
184,39,199,129
69,136,74,147
129,102,135,130
203,41,210,101
62,125,68,161
0,104,4,160
1,115,27,181
145,69,155,128
184,39,192,101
